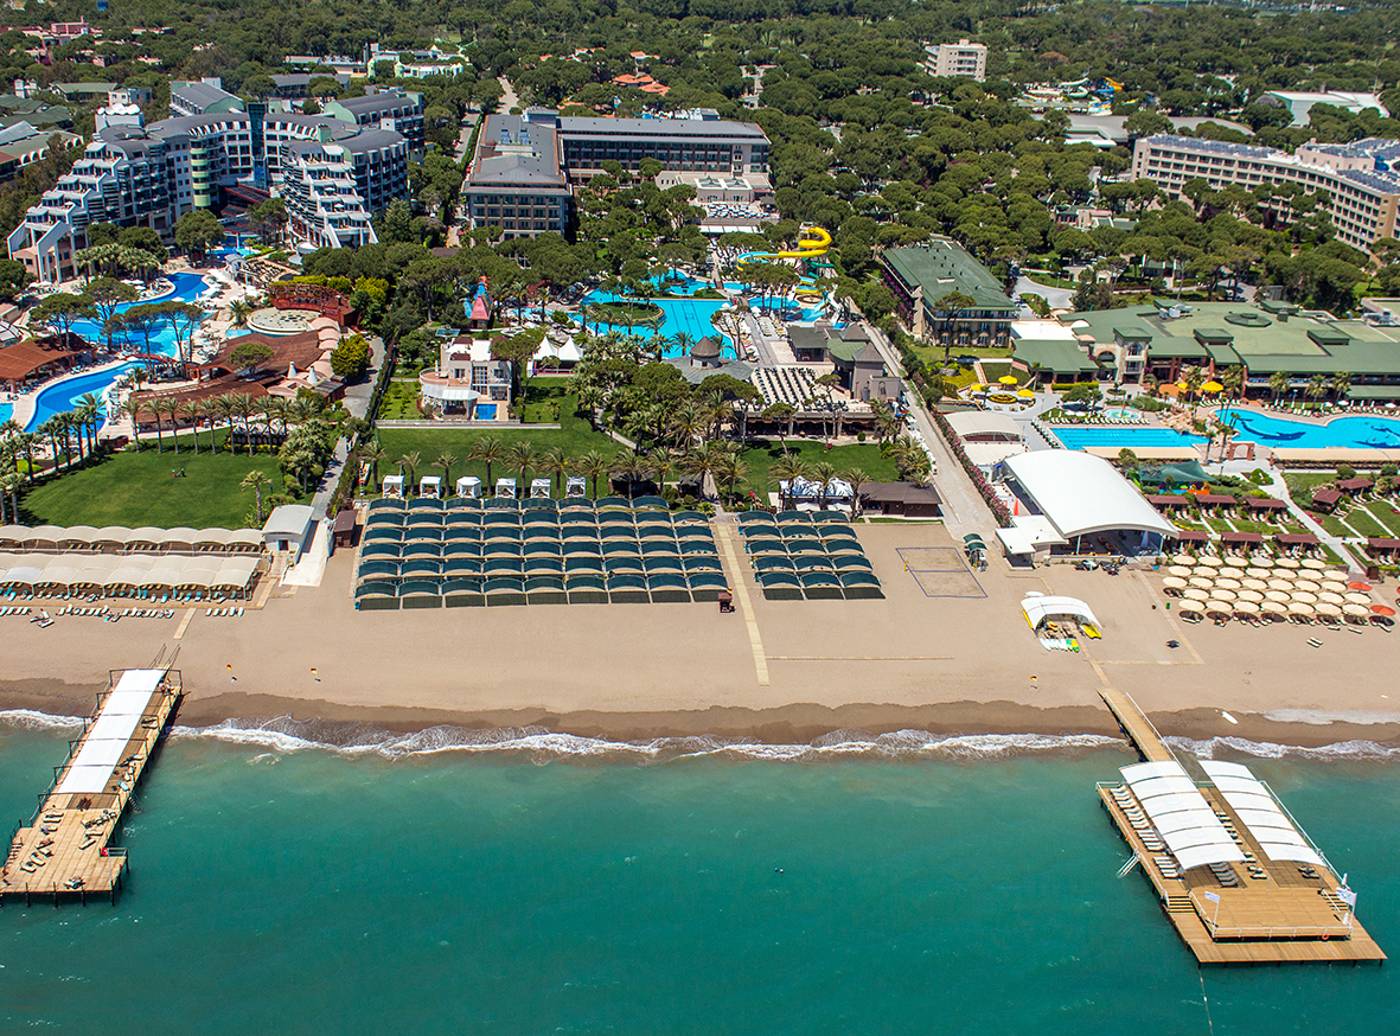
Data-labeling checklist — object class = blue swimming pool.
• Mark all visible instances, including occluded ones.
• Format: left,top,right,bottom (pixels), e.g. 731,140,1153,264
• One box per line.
0,401,12,425
474,403,497,420
575,290,737,357
1050,425,1208,450
69,272,212,357
1216,407,1400,449
24,361,145,432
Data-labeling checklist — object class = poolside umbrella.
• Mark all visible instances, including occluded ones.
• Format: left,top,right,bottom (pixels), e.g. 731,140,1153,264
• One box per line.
1189,576,1214,590
1171,553,1196,566
1237,589,1265,603
1260,600,1288,618
1343,603,1371,621
1167,565,1193,578
1291,590,1318,605
1234,600,1261,616
1288,601,1315,618
1320,580,1348,594
1371,603,1397,618
1016,388,1035,399
1293,579,1321,593
1214,577,1241,591
1183,588,1211,602
998,375,1019,386
1318,591,1345,606
1217,566,1244,579
1345,592,1373,606
1316,602,1343,620
1162,576,1188,593
1348,580,1373,592
1301,558,1327,571
1241,578,1268,592
1211,588,1238,603
1197,555,1222,568
1264,590,1291,604
1202,381,1224,395
1275,557,1300,569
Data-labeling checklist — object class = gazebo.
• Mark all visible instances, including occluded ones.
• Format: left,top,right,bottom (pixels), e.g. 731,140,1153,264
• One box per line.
382,474,405,498
455,475,482,498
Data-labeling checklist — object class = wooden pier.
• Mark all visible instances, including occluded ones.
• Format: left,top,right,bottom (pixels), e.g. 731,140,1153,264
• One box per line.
1098,689,1385,965
1,669,181,904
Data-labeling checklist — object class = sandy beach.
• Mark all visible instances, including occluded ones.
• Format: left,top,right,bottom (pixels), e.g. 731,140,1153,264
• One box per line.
3,522,1399,751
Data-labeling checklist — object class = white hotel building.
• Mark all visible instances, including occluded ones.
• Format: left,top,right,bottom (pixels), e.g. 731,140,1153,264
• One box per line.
1130,134,1400,255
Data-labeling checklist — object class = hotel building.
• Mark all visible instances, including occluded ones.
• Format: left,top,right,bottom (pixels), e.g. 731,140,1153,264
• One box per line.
923,40,988,81
463,108,770,239
1130,134,1400,255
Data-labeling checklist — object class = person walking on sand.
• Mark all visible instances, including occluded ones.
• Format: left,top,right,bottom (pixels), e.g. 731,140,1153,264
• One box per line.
227,663,237,683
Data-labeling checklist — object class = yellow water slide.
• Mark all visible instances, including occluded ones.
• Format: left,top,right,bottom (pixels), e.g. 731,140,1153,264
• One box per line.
738,225,832,265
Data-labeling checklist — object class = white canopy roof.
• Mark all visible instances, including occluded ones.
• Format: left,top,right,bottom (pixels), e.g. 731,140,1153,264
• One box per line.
1175,844,1246,870
55,669,167,795
1122,761,1188,782
1152,809,1225,835
945,410,1022,442
1022,594,1100,631
1129,775,1199,800
1257,843,1325,867
0,552,258,590
1202,760,1327,869
1001,450,1176,540
1118,761,1242,869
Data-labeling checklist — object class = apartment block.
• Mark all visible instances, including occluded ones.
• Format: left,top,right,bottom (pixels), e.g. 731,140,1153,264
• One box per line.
923,39,988,82
1131,134,1400,255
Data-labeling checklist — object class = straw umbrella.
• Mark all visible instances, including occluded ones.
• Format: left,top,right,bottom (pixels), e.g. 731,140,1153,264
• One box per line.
1237,589,1264,603
1288,601,1315,620
1343,603,1370,622
1222,554,1250,568
1171,553,1196,566
1197,555,1222,568
1266,576,1294,591
1321,568,1348,582
1205,600,1233,620
1244,567,1271,580
1260,600,1288,620
1291,590,1318,605
1320,580,1347,594
1162,576,1187,595
1234,600,1261,618
1264,590,1291,604
1211,587,1238,603
1301,558,1326,571
1318,591,1345,605
1241,578,1268,592
1215,577,1242,591
1177,599,1204,621
1189,576,1214,590
1345,591,1373,606
1217,566,1244,579
1167,565,1192,578
1316,601,1343,622
1275,557,1300,570
1183,587,1211,602
1293,578,1321,593
1250,555,1275,570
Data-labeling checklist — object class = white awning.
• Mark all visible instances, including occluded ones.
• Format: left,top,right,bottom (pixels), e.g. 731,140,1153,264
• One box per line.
1022,594,1100,631
1257,843,1325,867
1175,844,1246,870
1129,775,1199,800
1122,761,1189,782
54,669,165,795
1138,791,1213,816
1152,809,1225,835
1162,827,1237,853
1001,450,1176,539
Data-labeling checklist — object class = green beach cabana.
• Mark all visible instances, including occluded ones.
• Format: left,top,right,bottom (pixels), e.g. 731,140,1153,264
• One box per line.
758,570,803,600
839,572,884,599
566,574,609,604
687,572,729,601
800,571,844,599
526,574,568,604
483,576,527,606
647,573,691,603
398,579,444,608
354,580,400,610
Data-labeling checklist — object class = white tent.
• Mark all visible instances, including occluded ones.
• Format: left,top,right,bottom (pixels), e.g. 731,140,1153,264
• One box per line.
382,474,405,498
1021,594,1101,633
455,475,482,498
1001,450,1176,543
419,475,443,498
530,477,551,499
495,477,517,499
565,475,587,498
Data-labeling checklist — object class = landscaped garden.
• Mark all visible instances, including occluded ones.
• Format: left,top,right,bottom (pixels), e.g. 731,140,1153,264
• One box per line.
738,439,899,499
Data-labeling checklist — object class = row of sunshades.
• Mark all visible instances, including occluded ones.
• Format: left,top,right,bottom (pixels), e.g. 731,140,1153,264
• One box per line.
368,496,676,513
354,571,729,609
736,511,882,600
358,555,723,580
363,525,716,545
364,508,710,528
360,540,719,560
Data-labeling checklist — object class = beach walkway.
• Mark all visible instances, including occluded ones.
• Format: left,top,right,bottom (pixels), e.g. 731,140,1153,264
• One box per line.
1097,689,1385,964
1,668,181,904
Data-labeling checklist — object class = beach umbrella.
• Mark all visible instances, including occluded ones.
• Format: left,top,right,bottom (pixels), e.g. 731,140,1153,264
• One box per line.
1321,568,1348,582
1162,576,1188,592
1260,600,1288,618
1291,590,1318,605
1203,381,1224,395
1316,602,1343,619
1348,580,1373,592
1288,601,1315,618
1249,556,1275,569
1211,588,1237,602
1371,603,1397,618
1189,576,1214,590
1276,557,1300,570
998,375,1019,386
1318,591,1345,606
1264,590,1291,604
1016,388,1035,400
1343,603,1370,621
1345,591,1373,606
1241,578,1268,592
1167,565,1192,578
1222,554,1250,568
1234,600,1261,616
1320,580,1348,594
1197,555,1222,568
1301,558,1327,571
1293,578,1321,593
1171,553,1196,566
1217,566,1244,579
1214,577,1242,591
1205,599,1233,617
1177,599,1204,613
1237,589,1265,603
1244,567,1271,580
1266,578,1294,592
1183,588,1210,601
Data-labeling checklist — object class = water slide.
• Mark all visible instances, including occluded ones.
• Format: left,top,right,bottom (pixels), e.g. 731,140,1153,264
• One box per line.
736,225,832,266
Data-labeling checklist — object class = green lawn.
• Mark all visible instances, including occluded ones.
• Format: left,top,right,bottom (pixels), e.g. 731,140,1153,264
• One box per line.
379,379,423,420
738,439,898,499
20,432,295,528
1361,498,1400,537
1282,472,1336,498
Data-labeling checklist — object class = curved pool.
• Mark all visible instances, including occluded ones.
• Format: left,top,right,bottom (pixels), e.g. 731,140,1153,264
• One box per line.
24,361,145,432
574,290,737,357
1217,407,1400,449
69,272,212,357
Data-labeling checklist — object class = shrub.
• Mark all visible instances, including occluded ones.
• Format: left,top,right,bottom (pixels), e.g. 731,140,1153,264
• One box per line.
330,333,372,380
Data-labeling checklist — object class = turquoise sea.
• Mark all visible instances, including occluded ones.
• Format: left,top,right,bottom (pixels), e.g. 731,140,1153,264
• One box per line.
2,719,1398,1034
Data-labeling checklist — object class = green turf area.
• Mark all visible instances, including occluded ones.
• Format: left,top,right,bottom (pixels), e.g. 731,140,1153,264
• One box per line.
521,377,570,423
20,432,296,528
738,439,899,499
1282,472,1337,497
1337,506,1389,539
372,383,616,492
1359,499,1400,537
379,379,423,419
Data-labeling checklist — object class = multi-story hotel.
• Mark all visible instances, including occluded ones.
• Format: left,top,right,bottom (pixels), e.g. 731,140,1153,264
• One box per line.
8,106,409,280
1130,134,1400,255
463,108,771,238
923,39,988,81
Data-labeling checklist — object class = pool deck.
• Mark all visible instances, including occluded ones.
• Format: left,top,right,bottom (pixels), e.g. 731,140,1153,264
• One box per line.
10,356,143,432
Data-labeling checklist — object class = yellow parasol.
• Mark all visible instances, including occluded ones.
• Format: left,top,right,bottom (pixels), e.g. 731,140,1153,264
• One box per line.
1202,381,1224,394
998,375,1019,386
1016,388,1035,399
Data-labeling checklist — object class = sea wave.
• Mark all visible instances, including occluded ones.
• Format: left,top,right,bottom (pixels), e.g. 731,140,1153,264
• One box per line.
159,717,1125,762
0,708,84,733
1164,735,1400,762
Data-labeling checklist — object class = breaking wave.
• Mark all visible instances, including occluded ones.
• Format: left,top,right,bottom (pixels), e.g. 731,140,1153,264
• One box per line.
1165,735,1400,762
0,708,84,733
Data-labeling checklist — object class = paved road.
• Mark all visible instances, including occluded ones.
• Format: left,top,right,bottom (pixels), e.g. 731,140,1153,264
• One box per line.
1014,274,1074,312
498,76,518,113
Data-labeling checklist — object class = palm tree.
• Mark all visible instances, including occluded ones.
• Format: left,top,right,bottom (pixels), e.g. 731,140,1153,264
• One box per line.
1329,371,1352,402
0,472,19,525
505,440,535,496
231,394,256,455
14,432,37,484
398,450,422,488
668,400,707,448
180,400,202,453
808,460,839,508
75,393,102,455
578,449,610,499
1268,370,1290,403
230,298,253,327
646,448,677,502
1305,374,1328,406
241,470,272,523
435,450,457,484
212,394,237,450
160,397,181,454
770,451,807,508
257,396,280,447
684,440,735,501
468,436,504,490
361,442,386,487
539,445,569,495
1179,365,1205,403
843,467,872,518
1219,366,1244,400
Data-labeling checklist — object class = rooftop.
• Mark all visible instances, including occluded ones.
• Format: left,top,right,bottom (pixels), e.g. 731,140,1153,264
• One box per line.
881,239,1017,313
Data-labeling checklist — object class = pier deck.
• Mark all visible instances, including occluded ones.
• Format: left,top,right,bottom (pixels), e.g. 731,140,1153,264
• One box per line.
1,668,180,903
1097,689,1385,965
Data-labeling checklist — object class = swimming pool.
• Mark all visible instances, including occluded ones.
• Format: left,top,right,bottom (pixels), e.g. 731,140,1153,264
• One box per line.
1217,407,1400,449
1050,425,1208,450
69,272,212,357
24,361,145,432
575,290,737,357
0,401,12,426
474,403,497,420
